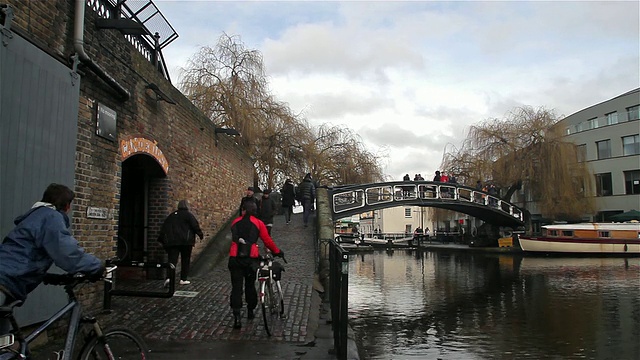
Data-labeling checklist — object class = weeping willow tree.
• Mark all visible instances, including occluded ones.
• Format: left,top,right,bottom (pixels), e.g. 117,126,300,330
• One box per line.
440,106,594,221
180,33,268,147
178,33,386,189
308,124,386,186
253,98,312,189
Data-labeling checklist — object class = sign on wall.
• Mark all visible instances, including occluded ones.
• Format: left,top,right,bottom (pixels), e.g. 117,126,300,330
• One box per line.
96,103,117,142
87,207,109,219
120,137,169,174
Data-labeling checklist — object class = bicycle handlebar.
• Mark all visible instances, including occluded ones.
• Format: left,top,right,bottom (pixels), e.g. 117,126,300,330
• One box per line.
43,266,118,286
263,250,287,264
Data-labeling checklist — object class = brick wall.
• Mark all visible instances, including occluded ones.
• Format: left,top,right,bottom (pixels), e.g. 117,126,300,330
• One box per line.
4,0,253,309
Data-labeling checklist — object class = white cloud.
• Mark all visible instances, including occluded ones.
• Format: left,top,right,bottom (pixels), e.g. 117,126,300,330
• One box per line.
156,0,640,181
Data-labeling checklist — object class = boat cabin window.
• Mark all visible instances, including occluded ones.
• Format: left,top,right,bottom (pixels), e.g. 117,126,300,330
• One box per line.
599,231,610,238
562,230,573,237
547,230,558,236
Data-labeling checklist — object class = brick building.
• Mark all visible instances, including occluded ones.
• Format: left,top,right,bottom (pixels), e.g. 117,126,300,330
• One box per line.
1,0,252,325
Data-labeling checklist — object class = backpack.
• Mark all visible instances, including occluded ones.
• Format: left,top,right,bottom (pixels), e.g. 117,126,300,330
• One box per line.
295,186,302,202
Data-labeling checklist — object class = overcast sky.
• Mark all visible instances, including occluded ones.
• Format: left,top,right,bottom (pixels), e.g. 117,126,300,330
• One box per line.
153,0,639,181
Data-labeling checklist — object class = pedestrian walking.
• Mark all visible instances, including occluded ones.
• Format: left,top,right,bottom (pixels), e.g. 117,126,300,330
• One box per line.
296,173,316,227
158,200,203,286
228,201,284,329
238,186,259,216
258,189,276,235
281,179,295,225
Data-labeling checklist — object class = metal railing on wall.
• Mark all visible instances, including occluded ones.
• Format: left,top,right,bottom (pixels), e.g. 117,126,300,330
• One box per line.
329,238,349,360
103,260,175,310
87,0,178,81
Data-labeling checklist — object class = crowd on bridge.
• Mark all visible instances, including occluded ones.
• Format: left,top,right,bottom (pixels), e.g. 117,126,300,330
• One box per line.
401,171,501,196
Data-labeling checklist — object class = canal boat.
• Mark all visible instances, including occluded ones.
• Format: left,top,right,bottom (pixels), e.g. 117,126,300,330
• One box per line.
334,233,415,248
519,222,640,255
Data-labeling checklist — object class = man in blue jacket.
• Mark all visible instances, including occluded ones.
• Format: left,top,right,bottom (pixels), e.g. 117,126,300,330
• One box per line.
0,184,104,332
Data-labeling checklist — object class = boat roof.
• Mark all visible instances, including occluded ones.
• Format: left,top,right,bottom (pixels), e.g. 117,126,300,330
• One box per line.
542,222,640,231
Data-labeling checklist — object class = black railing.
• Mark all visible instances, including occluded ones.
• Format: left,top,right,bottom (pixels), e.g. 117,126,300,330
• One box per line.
329,238,349,360
87,0,178,82
103,260,175,310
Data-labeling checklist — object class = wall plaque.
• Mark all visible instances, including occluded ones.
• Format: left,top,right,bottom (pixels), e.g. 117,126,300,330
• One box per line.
87,207,109,219
96,103,117,142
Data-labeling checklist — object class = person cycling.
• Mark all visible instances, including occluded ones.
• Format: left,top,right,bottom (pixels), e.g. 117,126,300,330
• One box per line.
0,184,104,333
228,201,284,329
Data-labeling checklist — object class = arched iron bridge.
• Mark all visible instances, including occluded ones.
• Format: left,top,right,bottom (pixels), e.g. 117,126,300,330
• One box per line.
327,181,525,228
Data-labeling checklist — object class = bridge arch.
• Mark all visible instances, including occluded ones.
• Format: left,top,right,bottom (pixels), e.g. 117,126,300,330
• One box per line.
328,181,525,228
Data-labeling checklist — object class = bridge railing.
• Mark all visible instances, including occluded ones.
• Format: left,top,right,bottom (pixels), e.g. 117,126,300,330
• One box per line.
331,182,523,222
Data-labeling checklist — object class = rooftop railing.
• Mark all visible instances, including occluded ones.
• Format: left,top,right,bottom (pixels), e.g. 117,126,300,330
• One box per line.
87,0,178,82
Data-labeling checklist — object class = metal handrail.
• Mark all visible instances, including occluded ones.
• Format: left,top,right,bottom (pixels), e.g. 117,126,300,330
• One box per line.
329,238,349,360
330,181,524,228
103,260,175,310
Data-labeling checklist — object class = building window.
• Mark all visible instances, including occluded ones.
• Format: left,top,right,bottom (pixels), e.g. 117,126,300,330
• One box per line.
596,140,611,159
595,173,613,196
588,117,598,129
605,112,618,125
626,105,639,121
624,170,640,195
404,207,412,217
576,144,586,162
622,134,639,156
596,210,624,222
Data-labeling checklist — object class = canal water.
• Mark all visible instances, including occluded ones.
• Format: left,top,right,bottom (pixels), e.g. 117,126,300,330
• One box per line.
348,250,640,359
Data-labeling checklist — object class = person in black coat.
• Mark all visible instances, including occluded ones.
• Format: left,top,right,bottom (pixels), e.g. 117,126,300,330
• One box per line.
297,173,316,227
158,200,203,286
238,186,259,216
281,179,296,224
258,189,276,235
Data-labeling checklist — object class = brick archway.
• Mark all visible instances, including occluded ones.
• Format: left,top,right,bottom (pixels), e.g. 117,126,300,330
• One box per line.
118,154,168,262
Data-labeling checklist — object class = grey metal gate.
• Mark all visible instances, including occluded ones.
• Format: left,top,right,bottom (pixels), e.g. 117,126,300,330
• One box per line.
1,10,80,326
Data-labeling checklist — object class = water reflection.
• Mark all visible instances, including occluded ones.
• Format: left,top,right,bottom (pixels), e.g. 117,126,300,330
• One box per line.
348,250,640,359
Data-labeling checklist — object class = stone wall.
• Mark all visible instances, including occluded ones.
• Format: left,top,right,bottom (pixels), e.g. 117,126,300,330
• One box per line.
4,0,253,308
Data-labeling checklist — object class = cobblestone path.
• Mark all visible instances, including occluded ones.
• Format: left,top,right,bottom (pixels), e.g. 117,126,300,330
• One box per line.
102,211,317,344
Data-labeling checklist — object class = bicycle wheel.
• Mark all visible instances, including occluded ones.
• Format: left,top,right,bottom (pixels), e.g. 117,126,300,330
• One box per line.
261,280,274,336
274,280,285,317
78,327,148,360
117,237,130,262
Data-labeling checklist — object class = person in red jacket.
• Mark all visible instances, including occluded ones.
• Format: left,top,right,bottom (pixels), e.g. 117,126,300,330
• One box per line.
228,201,284,329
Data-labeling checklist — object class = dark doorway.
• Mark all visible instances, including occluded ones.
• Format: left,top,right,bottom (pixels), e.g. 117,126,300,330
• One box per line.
118,154,166,261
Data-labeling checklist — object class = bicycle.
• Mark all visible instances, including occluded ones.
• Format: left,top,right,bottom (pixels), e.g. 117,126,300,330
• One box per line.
116,236,130,262
256,251,287,337
0,266,149,359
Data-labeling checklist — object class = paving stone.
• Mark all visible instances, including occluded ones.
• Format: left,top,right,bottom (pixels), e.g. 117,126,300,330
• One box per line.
101,212,323,344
